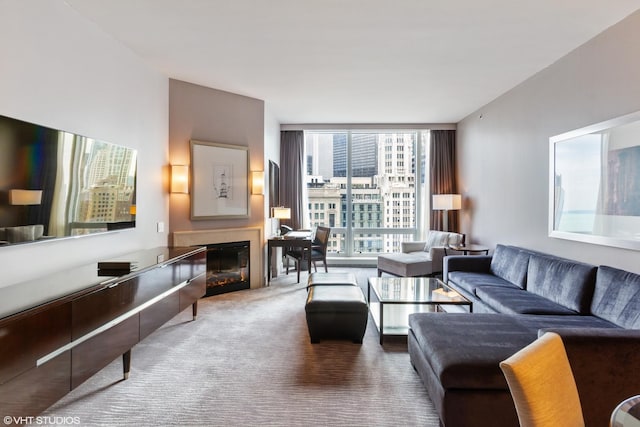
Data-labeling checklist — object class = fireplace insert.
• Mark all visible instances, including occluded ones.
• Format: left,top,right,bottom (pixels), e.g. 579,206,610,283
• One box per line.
205,241,250,296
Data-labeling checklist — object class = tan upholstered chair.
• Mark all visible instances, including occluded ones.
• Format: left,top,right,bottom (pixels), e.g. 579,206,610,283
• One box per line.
376,230,464,277
500,332,585,427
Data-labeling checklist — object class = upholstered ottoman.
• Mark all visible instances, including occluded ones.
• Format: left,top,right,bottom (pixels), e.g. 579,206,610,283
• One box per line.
307,272,359,288
305,285,368,344
377,252,431,277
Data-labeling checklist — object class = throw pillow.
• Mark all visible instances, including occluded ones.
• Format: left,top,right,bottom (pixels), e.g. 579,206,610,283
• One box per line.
423,231,450,251
448,233,463,246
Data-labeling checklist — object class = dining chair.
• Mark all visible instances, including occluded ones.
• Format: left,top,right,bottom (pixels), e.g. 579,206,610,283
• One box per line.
500,332,585,427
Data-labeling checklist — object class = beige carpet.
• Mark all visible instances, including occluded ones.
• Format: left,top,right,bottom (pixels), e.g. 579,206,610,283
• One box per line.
40,268,440,426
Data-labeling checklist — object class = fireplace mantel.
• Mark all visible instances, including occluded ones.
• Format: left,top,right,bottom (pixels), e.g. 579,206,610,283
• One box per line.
172,228,263,289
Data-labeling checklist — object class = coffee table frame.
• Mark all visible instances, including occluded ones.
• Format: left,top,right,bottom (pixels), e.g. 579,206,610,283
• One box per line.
367,277,472,344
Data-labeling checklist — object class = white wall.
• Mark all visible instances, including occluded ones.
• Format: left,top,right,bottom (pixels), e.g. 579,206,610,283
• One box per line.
0,1,169,286
457,10,640,273
264,104,281,237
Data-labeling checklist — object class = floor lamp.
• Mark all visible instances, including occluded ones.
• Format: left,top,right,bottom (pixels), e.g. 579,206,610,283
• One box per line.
432,194,461,232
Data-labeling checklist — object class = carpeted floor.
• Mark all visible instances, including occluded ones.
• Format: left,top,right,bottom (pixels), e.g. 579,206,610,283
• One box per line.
40,267,440,426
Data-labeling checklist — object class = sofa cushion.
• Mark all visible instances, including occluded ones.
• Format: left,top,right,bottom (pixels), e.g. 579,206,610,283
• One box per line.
489,245,529,289
526,254,596,314
475,286,579,315
448,271,520,297
591,266,640,329
408,312,618,391
408,313,538,390
516,313,618,330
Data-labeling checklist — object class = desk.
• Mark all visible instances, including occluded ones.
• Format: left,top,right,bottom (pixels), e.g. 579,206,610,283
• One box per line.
267,236,312,284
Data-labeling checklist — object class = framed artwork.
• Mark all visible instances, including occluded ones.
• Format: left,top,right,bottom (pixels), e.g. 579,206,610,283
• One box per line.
549,110,640,250
190,140,249,219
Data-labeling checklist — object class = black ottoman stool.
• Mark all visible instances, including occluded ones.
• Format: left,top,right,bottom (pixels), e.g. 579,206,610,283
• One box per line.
307,272,359,289
305,285,368,344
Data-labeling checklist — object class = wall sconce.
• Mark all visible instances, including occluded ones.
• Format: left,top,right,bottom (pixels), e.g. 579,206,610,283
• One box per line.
251,171,264,195
171,165,189,194
432,194,461,232
9,189,43,205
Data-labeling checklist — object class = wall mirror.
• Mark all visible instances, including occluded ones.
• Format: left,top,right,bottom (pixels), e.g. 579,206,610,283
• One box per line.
549,110,640,250
0,114,137,247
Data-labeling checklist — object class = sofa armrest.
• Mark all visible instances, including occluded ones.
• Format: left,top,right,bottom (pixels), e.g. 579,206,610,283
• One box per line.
401,241,426,253
443,255,492,283
428,246,448,274
538,328,640,426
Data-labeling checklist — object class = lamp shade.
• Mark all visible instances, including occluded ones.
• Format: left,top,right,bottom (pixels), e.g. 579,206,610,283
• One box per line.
9,189,43,205
171,165,189,194
251,171,264,195
432,194,462,211
270,207,291,220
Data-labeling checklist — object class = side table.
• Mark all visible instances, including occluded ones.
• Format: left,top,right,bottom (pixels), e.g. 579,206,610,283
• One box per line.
611,394,640,427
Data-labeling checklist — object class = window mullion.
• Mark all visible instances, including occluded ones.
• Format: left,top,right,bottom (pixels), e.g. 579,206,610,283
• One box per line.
346,131,353,257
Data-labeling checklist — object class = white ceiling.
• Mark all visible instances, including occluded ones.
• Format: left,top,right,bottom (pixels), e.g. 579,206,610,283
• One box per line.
65,0,640,124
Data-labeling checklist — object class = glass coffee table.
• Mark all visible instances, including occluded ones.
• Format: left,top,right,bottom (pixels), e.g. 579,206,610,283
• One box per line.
367,277,472,344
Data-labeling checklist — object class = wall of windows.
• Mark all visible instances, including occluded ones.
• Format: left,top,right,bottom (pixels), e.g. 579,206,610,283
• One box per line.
305,130,429,258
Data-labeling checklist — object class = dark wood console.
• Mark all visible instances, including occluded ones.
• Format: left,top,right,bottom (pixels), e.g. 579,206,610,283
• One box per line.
0,246,206,417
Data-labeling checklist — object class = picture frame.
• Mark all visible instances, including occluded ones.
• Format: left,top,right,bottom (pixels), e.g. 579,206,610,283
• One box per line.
549,110,640,251
190,140,249,219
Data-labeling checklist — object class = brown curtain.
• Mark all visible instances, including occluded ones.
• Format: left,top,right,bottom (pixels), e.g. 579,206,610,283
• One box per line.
280,131,305,230
430,130,459,232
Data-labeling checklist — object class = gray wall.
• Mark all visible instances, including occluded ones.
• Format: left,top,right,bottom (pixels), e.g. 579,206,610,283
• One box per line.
457,10,640,273
0,1,169,286
168,79,265,234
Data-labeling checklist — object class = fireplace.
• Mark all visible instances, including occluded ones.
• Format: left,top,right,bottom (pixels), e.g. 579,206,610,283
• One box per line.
205,241,250,296
173,228,262,290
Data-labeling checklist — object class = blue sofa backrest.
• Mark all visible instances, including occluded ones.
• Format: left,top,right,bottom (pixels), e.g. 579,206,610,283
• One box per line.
591,266,640,328
526,254,597,314
489,245,529,289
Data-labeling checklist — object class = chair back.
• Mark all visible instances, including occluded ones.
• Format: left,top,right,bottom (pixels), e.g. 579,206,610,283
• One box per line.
500,332,585,427
313,226,331,254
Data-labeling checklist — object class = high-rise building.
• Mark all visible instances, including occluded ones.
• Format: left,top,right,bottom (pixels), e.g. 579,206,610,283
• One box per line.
332,133,377,177
306,133,333,180
306,131,417,255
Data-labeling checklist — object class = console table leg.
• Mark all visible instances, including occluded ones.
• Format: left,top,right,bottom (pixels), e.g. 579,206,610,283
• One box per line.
123,350,131,380
192,300,198,320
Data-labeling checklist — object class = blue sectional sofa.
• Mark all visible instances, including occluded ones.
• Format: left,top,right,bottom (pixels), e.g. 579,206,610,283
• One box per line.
408,244,640,427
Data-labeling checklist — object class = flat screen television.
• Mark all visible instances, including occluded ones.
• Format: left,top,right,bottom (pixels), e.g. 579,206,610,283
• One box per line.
0,114,137,246
269,160,280,208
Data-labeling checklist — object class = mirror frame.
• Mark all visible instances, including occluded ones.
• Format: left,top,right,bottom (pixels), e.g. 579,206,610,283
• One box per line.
549,110,640,251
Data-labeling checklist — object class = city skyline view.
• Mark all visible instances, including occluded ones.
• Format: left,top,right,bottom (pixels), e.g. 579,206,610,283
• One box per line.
305,131,427,256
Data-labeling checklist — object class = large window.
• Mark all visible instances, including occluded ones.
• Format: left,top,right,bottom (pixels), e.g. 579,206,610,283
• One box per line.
305,130,429,258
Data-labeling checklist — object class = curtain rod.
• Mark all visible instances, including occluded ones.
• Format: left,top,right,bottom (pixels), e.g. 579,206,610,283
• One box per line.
280,123,456,131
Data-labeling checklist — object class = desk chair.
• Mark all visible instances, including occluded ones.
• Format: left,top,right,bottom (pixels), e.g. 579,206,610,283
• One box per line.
286,226,330,282
500,332,585,427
